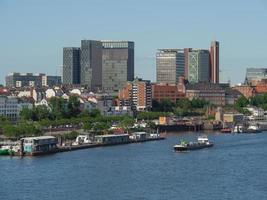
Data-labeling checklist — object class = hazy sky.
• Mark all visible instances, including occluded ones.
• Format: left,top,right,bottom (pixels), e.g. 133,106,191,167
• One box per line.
1,0,267,85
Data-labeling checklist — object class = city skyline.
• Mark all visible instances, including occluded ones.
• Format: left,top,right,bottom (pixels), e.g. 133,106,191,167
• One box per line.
1,0,267,85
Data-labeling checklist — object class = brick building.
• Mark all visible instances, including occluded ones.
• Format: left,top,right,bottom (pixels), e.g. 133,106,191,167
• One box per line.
186,82,225,106
232,85,256,99
118,78,152,111
152,83,184,103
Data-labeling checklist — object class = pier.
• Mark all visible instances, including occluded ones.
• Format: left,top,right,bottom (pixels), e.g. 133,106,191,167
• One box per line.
0,135,165,157
58,137,165,153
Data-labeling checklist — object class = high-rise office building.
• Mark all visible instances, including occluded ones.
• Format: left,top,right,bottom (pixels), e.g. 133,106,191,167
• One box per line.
101,41,134,93
156,49,185,84
185,49,210,83
210,41,219,83
63,47,80,85
80,40,102,90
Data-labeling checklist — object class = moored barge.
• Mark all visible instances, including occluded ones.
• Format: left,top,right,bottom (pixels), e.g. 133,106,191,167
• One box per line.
173,135,213,152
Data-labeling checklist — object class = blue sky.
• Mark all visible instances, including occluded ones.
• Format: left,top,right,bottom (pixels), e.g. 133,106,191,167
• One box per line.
1,0,267,85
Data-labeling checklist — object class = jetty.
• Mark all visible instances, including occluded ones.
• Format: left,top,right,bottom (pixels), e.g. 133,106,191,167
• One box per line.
0,132,165,156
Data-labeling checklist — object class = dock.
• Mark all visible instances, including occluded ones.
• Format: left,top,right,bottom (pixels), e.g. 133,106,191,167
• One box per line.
0,136,165,156
58,137,165,153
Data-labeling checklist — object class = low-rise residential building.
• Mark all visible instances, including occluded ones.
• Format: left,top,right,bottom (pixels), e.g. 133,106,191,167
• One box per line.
45,87,64,99
107,106,133,116
17,88,45,102
95,94,114,115
186,82,225,106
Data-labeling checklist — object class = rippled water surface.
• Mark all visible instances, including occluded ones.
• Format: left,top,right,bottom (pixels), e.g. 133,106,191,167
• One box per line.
1,132,267,200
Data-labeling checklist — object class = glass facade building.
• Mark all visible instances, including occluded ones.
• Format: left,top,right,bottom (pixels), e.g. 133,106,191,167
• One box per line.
80,40,102,90
101,41,134,93
63,47,80,85
156,49,185,84
187,49,210,83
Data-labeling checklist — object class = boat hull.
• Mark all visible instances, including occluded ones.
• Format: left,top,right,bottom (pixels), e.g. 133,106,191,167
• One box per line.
174,143,213,152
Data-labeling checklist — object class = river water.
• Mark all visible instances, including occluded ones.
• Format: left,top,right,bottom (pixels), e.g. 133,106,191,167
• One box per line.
1,132,267,200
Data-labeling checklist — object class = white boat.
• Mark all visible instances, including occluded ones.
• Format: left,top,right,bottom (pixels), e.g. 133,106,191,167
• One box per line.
232,125,244,133
73,135,92,145
246,124,261,133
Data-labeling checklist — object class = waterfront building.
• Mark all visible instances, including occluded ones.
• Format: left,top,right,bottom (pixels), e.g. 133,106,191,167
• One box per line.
80,40,102,90
156,49,185,84
94,134,130,144
186,82,225,106
0,96,33,119
22,136,58,155
101,41,134,93
245,68,267,86
118,78,152,111
185,49,210,83
130,132,150,140
232,85,255,99
223,113,244,123
210,41,219,84
63,47,81,85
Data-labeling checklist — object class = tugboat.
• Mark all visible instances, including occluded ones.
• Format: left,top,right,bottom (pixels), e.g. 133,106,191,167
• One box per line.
173,135,213,152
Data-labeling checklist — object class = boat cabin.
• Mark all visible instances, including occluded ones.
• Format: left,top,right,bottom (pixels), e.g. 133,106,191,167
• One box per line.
94,134,130,144
197,135,209,144
130,132,150,140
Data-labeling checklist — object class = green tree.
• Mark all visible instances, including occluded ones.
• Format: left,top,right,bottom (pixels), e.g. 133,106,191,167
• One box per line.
152,99,174,112
35,105,51,120
90,109,101,118
234,96,250,113
49,97,66,119
235,96,249,108
67,95,81,117
20,107,34,121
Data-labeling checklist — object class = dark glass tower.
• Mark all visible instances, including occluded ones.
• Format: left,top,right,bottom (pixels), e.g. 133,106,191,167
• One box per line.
63,47,80,85
80,40,102,90
101,41,134,93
